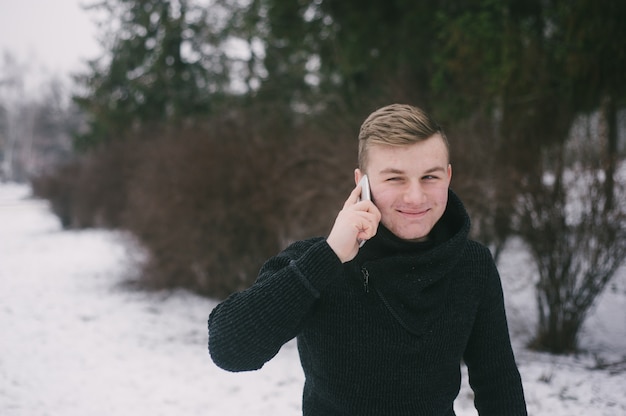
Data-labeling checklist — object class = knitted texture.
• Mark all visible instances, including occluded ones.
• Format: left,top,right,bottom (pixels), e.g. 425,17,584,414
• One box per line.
208,191,527,415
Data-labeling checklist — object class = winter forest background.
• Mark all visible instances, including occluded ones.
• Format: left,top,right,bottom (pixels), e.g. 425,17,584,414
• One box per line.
1,0,626,413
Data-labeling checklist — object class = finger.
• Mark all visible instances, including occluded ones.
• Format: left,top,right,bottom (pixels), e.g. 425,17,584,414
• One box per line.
354,211,380,239
354,201,381,224
343,184,363,209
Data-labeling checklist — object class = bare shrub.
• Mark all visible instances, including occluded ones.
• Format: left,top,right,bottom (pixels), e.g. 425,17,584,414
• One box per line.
122,131,276,297
122,109,355,298
31,141,138,229
31,160,82,228
514,148,626,353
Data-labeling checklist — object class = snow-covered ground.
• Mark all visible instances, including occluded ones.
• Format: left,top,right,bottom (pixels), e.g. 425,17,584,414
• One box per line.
1,182,624,416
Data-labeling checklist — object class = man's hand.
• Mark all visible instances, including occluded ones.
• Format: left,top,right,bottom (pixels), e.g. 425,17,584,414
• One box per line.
326,184,381,263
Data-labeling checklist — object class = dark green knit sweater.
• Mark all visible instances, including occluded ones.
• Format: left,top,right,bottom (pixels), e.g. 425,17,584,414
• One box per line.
208,191,527,415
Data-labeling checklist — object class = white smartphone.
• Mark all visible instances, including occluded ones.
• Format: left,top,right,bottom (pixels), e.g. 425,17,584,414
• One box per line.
357,175,371,247
357,174,371,202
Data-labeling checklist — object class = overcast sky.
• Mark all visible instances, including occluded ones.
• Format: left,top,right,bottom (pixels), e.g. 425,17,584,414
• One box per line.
0,0,101,91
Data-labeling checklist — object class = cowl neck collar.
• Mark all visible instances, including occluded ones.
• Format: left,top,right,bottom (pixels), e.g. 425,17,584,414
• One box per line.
350,189,471,336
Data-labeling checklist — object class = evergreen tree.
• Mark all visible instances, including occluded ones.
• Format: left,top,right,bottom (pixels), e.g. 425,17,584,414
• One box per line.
74,0,224,149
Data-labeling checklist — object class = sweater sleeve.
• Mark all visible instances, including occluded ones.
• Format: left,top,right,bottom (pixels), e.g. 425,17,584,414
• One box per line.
463,245,528,416
208,238,342,372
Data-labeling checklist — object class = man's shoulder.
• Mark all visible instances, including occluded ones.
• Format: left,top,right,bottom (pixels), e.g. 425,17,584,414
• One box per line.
282,236,326,251
273,236,328,261
465,239,491,252
461,239,497,265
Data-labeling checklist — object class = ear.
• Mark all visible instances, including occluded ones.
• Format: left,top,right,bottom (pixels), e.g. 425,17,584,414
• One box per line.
447,164,453,183
354,168,364,185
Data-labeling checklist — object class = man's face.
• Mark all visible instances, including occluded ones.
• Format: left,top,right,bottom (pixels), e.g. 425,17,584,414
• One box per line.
356,134,452,242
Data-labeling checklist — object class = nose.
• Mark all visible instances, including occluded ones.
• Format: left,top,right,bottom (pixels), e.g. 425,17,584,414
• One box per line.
403,180,426,204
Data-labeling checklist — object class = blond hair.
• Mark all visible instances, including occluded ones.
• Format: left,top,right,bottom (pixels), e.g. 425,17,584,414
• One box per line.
358,104,449,169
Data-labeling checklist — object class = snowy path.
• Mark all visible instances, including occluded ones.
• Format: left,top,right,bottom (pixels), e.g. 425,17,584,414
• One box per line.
1,183,625,416
0,184,303,416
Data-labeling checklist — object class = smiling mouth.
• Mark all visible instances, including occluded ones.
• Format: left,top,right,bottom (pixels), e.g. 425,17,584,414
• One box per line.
398,208,429,217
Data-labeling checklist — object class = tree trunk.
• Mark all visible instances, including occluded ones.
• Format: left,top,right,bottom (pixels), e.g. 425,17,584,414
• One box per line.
600,94,618,211
533,295,583,353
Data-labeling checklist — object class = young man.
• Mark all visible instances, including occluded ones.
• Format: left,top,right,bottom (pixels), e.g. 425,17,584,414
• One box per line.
208,104,527,415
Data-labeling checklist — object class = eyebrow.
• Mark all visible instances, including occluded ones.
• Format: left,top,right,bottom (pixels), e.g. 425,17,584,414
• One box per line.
379,166,447,175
